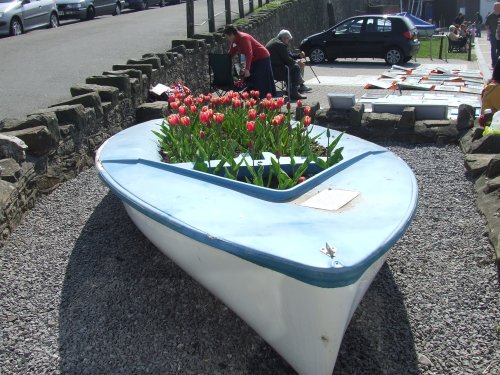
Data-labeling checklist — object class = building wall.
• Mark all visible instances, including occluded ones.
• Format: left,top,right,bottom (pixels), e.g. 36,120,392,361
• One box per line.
480,0,497,21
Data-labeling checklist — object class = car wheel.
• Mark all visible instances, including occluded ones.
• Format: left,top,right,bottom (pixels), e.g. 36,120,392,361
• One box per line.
86,6,95,20
385,47,403,65
9,18,23,36
113,2,121,15
309,47,326,64
159,0,165,7
49,12,59,28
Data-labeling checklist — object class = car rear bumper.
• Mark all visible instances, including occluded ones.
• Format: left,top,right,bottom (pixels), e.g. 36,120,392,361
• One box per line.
407,40,421,56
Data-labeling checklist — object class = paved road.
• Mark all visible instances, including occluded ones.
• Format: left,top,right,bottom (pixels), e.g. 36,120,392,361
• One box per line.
0,0,247,120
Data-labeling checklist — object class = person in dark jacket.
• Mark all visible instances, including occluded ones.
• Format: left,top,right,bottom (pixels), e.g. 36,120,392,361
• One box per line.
474,12,483,37
266,29,311,100
454,12,465,27
485,2,500,67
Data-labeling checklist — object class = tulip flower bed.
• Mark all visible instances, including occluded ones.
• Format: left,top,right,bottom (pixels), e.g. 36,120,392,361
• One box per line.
154,90,344,190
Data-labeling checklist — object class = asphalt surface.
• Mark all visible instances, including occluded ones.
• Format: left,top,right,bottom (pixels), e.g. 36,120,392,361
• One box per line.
0,0,246,119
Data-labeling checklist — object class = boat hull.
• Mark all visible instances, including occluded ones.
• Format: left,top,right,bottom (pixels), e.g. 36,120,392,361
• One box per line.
125,203,388,375
96,119,418,374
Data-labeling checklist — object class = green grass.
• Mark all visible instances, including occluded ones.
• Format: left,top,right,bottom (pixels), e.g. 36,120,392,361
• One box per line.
417,37,476,61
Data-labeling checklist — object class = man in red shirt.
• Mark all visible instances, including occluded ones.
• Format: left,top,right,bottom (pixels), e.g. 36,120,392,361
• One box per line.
223,25,276,99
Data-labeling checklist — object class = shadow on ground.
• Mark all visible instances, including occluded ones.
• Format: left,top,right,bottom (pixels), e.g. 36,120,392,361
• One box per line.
58,192,418,374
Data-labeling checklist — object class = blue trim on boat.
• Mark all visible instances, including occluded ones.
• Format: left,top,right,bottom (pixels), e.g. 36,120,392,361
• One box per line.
100,150,385,203
97,120,419,288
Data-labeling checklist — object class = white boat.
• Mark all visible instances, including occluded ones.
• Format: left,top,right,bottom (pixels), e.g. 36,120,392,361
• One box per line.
95,119,418,375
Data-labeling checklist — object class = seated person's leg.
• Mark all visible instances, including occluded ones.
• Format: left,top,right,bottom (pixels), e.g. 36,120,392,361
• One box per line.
290,63,312,93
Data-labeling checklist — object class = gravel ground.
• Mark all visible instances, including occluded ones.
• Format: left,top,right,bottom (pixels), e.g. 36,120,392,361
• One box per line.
0,143,499,375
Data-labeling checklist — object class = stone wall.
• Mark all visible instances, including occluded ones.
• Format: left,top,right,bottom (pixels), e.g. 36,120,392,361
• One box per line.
0,0,337,240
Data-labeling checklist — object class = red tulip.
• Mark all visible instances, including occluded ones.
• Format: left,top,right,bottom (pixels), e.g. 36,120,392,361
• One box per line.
296,100,303,108
167,114,180,126
170,101,180,110
304,115,312,127
276,97,285,107
199,111,210,124
232,98,242,108
271,114,285,126
178,105,187,116
211,97,221,106
242,92,249,99
184,96,193,106
213,112,224,123
199,130,206,139
253,90,260,98
190,105,197,113
248,109,257,120
266,93,272,100
304,106,311,115
180,116,191,127
246,121,256,132
258,113,266,121
168,95,176,103
297,176,306,183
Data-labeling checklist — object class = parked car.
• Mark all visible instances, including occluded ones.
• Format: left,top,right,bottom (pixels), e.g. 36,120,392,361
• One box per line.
55,0,125,20
300,15,420,65
127,0,179,11
0,0,59,36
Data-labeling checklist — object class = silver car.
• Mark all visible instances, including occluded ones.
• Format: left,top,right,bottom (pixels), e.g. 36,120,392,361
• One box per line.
0,0,59,36
55,0,125,20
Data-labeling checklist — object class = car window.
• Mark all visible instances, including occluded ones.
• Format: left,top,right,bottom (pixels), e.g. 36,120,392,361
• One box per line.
377,18,392,32
364,18,392,33
365,18,377,33
335,18,364,34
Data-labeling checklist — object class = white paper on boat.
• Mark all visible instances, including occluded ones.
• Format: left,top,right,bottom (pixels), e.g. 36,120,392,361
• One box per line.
299,189,360,211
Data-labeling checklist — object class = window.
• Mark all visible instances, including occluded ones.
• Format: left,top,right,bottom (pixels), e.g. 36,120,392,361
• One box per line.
336,18,364,34
377,18,392,33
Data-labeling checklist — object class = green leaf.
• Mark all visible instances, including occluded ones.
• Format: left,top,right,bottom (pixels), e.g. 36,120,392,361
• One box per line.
312,154,328,170
295,157,311,178
327,132,344,156
213,159,226,175
327,147,344,167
